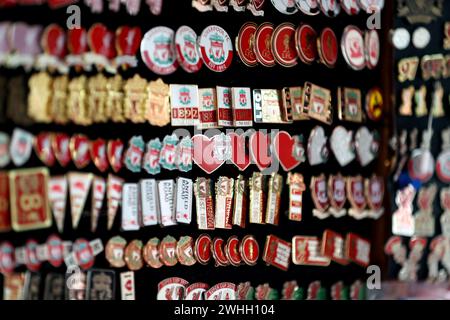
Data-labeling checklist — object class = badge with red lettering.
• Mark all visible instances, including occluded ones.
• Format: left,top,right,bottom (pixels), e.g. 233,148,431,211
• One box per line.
216,86,233,126
105,236,126,268
170,84,199,126
52,133,71,167
231,87,253,127
328,174,347,218
10,128,34,167
392,185,416,237
160,235,178,267
107,174,124,230
292,236,331,266
0,133,10,169
124,136,144,173
330,126,355,167
107,139,124,173
273,131,305,171
34,132,55,167
249,172,266,224
437,128,450,183
120,271,135,300
69,134,91,169
365,175,384,219
194,234,212,265
233,175,248,228
240,235,259,266
295,24,317,65
175,177,193,224
176,236,196,266
9,167,52,232
307,126,329,166
337,87,363,123
317,27,338,68
185,283,209,300
121,183,140,231
215,177,234,229
321,230,348,265
25,239,41,272
199,25,233,72
158,180,176,227
143,237,163,268
263,234,291,271
303,82,332,124
174,26,202,73
140,26,178,75
0,241,15,274
347,176,367,220
91,176,106,233
254,23,275,67
115,26,141,69
0,172,11,232
68,172,93,229
194,178,215,230
236,23,258,67
272,22,298,67
414,184,437,237
124,239,143,271
310,174,330,220
90,138,109,172
206,282,236,300
198,88,219,129
346,233,371,267
286,173,305,222
212,237,229,266
48,175,68,233
157,277,188,300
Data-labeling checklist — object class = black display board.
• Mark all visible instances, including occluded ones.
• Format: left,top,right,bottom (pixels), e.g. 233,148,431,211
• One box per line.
0,1,389,300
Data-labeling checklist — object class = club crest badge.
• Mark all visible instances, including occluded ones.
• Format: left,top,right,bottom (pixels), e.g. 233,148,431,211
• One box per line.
347,176,367,219
124,136,145,173
328,174,347,218
392,185,416,237
310,174,330,220
365,175,385,219
414,184,437,237
159,134,178,171
176,136,193,172
143,138,162,175
10,128,34,167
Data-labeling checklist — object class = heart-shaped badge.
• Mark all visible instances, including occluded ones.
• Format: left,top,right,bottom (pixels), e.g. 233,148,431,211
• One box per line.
307,126,329,166
192,134,227,174
116,26,142,56
41,24,66,58
107,139,124,173
67,28,88,54
34,132,56,167
330,126,355,167
228,132,251,171
88,23,116,59
249,131,272,171
90,138,109,172
273,131,305,171
355,127,379,167
52,133,71,167
70,134,91,169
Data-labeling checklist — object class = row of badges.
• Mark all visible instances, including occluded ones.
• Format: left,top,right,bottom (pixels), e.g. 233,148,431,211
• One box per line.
2,269,126,300
399,81,447,118
398,54,450,83
0,236,103,274
236,22,380,70
392,185,450,239
0,0,163,15
192,0,384,16
158,278,366,300
105,234,259,270
26,73,384,126
385,235,450,283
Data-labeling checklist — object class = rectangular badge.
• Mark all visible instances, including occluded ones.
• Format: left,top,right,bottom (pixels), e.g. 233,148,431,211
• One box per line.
158,179,177,227
249,173,265,224
170,84,199,126
321,230,349,265
215,177,234,229
289,86,308,120
43,273,65,300
194,178,215,230
265,173,283,226
120,271,135,300
65,271,86,300
262,235,291,271
338,87,363,123
231,87,253,127
346,233,371,267
3,273,25,300
0,171,11,232
23,272,41,300
292,236,331,266
198,88,219,129
9,167,52,232
175,177,193,224
86,269,115,300
303,82,332,125
253,89,284,123
216,86,233,126
139,179,159,226
121,183,141,231
233,175,247,228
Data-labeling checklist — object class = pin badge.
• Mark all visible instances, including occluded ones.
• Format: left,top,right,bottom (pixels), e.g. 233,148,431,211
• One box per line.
212,237,230,266
248,0,265,16
212,0,229,11
421,54,445,81
115,26,141,69
444,22,450,49
140,179,159,226
176,236,196,266
48,175,68,233
140,26,178,75
185,283,209,300
311,174,330,220
249,172,266,224
414,184,437,237
230,0,246,11
233,175,248,227
124,75,147,123
121,183,140,231
0,132,10,168
328,174,347,218
147,78,171,126
198,88,219,129
338,87,363,123
292,236,331,266
68,172,93,230
365,29,380,69
240,235,259,266
296,0,320,15
295,24,317,65
266,173,283,226
120,271,135,300
157,277,188,300
271,22,298,68
440,188,450,238
437,128,450,183
282,281,303,300
431,81,445,117
236,22,258,67
225,236,242,266
105,236,127,268
124,136,145,173
192,0,213,12
307,126,329,166
317,27,338,68
174,26,203,73
303,82,332,124
319,0,341,17
341,25,365,71
231,87,253,127
199,25,233,72
398,57,419,83
392,185,416,237
355,127,379,167
255,283,278,300
0,241,15,274
347,176,367,219
159,134,179,171
286,173,306,222
215,177,234,229
69,134,91,169
143,138,162,175
0,172,11,232
262,234,291,271
330,126,355,167
176,136,193,173
170,84,199,126
340,0,360,15
365,175,385,219
90,138,109,172
321,229,348,265
143,237,163,268
124,239,144,271
107,174,124,230
365,87,383,121
86,269,115,300
158,180,177,227
391,28,410,50
408,129,435,183
10,128,34,167
254,22,276,67
194,234,212,265
194,178,215,230
345,233,371,267
206,283,236,300
399,86,414,116
271,0,298,14
236,282,255,300
160,235,178,267
34,132,56,167
412,27,430,49
216,86,233,126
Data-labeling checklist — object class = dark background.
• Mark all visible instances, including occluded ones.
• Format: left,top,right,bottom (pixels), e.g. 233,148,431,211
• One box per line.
0,0,392,300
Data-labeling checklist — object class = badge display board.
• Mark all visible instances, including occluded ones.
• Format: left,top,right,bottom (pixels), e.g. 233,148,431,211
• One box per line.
388,0,450,282
0,1,391,300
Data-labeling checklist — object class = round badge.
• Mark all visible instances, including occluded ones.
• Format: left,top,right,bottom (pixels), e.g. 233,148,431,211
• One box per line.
143,237,163,269
174,25,202,73
254,22,276,67
412,27,431,49
212,237,229,266
240,235,259,266
140,26,179,75
46,234,64,268
159,235,178,267
295,24,318,65
437,150,450,183
271,0,298,14
271,22,298,67
365,88,383,121
295,0,320,15
105,236,127,268
176,236,196,266
358,0,384,13
408,150,435,183
194,234,212,265
124,239,144,271
340,0,360,15
198,25,233,72
0,242,15,274
225,236,242,266
390,28,410,50
73,238,95,271
236,22,258,67
341,25,365,71
319,0,341,17
317,27,338,68
25,239,41,272
365,29,380,70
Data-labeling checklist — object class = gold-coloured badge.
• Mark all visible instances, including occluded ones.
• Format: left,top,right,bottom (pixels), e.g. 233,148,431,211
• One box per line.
399,86,414,116
444,22,450,49
146,78,170,127
303,82,332,125
106,75,125,123
28,72,52,123
421,54,445,81
398,57,419,82
67,76,90,125
414,85,427,117
338,87,363,123
87,74,108,123
50,75,69,124
431,81,445,118
124,74,147,123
